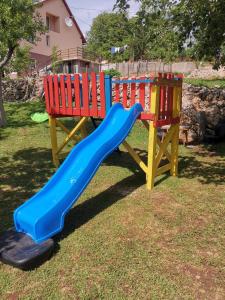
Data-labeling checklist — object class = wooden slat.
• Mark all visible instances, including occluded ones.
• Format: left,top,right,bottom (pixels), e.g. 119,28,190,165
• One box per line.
44,76,50,114
53,75,60,114
89,72,98,117
60,75,66,115
122,77,128,108
73,74,81,115
81,73,89,116
130,76,136,107
66,75,73,115
49,75,55,115
115,82,120,103
99,72,106,118
139,76,145,110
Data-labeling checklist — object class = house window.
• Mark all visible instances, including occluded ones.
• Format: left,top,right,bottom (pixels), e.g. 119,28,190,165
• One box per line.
46,35,50,47
46,16,50,31
46,13,60,33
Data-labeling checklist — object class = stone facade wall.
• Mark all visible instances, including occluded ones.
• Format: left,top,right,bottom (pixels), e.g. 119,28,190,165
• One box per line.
182,84,225,141
2,76,43,102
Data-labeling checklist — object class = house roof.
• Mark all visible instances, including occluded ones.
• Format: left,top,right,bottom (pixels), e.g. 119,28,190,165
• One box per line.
37,0,86,44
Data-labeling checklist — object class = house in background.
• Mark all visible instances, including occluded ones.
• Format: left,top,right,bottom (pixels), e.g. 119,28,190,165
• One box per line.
23,0,100,74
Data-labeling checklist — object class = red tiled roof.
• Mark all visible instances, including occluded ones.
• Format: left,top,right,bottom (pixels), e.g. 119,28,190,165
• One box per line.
37,0,86,43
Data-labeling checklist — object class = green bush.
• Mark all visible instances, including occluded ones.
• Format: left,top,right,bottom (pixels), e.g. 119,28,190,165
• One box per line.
104,69,121,77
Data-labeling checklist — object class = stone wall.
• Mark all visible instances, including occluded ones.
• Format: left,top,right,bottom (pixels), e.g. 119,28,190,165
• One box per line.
2,77,42,102
182,84,225,141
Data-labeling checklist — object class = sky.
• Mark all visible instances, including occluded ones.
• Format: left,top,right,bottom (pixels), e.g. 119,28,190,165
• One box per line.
66,0,140,37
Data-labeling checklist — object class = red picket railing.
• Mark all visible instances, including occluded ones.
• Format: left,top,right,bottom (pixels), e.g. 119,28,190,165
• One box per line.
44,72,106,118
112,73,183,126
44,72,183,127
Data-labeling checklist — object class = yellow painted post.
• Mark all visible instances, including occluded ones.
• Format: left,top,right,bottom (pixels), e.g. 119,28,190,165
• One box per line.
79,117,88,139
147,85,160,190
49,116,60,167
170,86,182,176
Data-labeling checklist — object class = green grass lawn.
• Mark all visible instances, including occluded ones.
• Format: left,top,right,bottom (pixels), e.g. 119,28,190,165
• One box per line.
0,100,225,299
184,78,225,89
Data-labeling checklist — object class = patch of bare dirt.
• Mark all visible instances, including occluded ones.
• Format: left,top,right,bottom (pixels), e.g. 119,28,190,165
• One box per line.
177,264,225,299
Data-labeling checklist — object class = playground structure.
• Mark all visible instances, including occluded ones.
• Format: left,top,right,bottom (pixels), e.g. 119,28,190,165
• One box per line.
0,72,182,270
44,72,182,190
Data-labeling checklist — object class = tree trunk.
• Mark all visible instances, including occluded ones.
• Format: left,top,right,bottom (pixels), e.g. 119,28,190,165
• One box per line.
0,71,7,127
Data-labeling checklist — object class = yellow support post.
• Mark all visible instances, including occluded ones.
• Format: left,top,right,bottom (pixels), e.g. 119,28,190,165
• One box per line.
80,117,88,139
147,85,160,190
49,116,60,167
170,86,182,176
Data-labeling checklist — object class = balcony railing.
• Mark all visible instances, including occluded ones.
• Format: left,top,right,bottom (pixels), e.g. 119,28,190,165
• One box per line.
56,47,92,61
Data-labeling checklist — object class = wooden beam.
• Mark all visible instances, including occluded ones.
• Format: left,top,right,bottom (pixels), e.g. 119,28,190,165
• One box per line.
122,140,148,174
55,119,80,142
56,117,88,154
156,163,171,177
155,126,175,170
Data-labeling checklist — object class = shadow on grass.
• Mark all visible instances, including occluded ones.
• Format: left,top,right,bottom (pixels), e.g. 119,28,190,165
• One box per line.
56,171,145,243
0,147,55,232
179,155,225,185
1,143,224,237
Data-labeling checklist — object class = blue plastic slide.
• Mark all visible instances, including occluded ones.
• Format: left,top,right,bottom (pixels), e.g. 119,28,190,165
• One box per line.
14,103,143,243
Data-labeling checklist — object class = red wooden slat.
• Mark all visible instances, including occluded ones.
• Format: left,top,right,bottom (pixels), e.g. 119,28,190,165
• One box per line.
66,75,73,115
53,75,60,114
49,75,55,115
139,76,145,110
130,77,136,107
122,77,128,108
99,72,106,118
89,72,98,117
139,112,155,121
81,73,89,116
60,75,66,115
43,76,50,114
114,82,120,103
73,74,81,115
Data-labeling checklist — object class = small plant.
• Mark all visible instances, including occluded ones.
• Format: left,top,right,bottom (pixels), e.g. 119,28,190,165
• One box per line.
104,68,121,77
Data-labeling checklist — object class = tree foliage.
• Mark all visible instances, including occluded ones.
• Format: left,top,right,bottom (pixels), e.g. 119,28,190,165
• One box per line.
114,0,225,67
0,0,45,126
86,12,131,62
87,1,180,62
